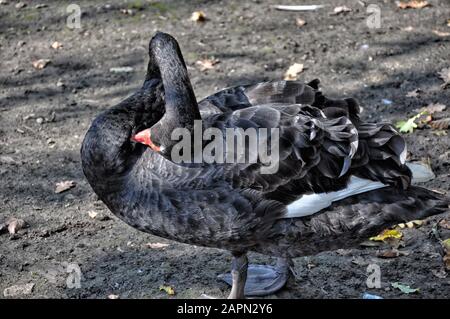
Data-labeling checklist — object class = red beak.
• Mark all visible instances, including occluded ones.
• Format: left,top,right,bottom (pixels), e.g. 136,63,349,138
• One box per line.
131,128,151,145
131,128,161,152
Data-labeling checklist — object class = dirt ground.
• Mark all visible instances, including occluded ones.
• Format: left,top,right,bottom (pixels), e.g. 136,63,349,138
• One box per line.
1,0,450,299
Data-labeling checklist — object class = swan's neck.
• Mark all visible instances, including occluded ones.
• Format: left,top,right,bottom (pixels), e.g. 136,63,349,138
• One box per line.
150,35,200,128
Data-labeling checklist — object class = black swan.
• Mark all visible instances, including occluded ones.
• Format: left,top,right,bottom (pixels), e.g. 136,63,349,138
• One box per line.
81,32,449,298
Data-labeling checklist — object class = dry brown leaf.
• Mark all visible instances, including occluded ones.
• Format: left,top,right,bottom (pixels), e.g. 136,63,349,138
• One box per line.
51,41,63,50
146,242,169,249
296,18,306,27
397,1,430,9
377,249,400,258
432,130,448,136
433,30,450,37
32,59,51,70
378,249,410,258
284,63,304,80
159,285,175,295
438,67,450,88
6,217,25,234
443,239,450,271
416,113,432,128
196,58,219,71
191,11,206,22
430,118,450,130
55,180,76,194
406,89,421,97
419,103,446,115
439,219,450,230
331,6,352,15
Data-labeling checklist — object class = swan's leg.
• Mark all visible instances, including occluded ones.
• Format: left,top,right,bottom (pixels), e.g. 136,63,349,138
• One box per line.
219,257,292,297
227,253,248,299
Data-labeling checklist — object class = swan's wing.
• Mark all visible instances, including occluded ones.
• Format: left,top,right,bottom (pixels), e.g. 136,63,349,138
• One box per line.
197,80,321,116
200,104,359,194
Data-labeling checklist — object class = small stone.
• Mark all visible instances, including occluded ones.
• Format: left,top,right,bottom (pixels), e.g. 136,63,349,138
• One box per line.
36,117,44,124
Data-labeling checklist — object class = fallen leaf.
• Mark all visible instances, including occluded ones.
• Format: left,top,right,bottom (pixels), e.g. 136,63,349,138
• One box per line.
3,283,34,297
391,282,419,294
396,1,430,9
196,58,219,72
146,242,169,249
191,11,206,22
55,180,76,194
159,285,175,295
395,113,423,133
443,238,450,251
32,59,51,70
331,6,352,15
108,294,120,299
51,41,63,50
438,67,450,88
432,130,447,136
88,211,98,219
370,229,403,242
377,249,410,258
442,238,450,270
416,113,432,128
439,219,450,230
419,103,446,115
406,89,421,97
377,249,400,258
430,118,450,130
6,217,25,234
284,63,304,80
433,30,450,37
296,18,307,27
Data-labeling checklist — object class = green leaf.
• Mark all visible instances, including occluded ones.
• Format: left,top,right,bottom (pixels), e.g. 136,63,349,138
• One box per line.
391,282,419,294
395,112,425,134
